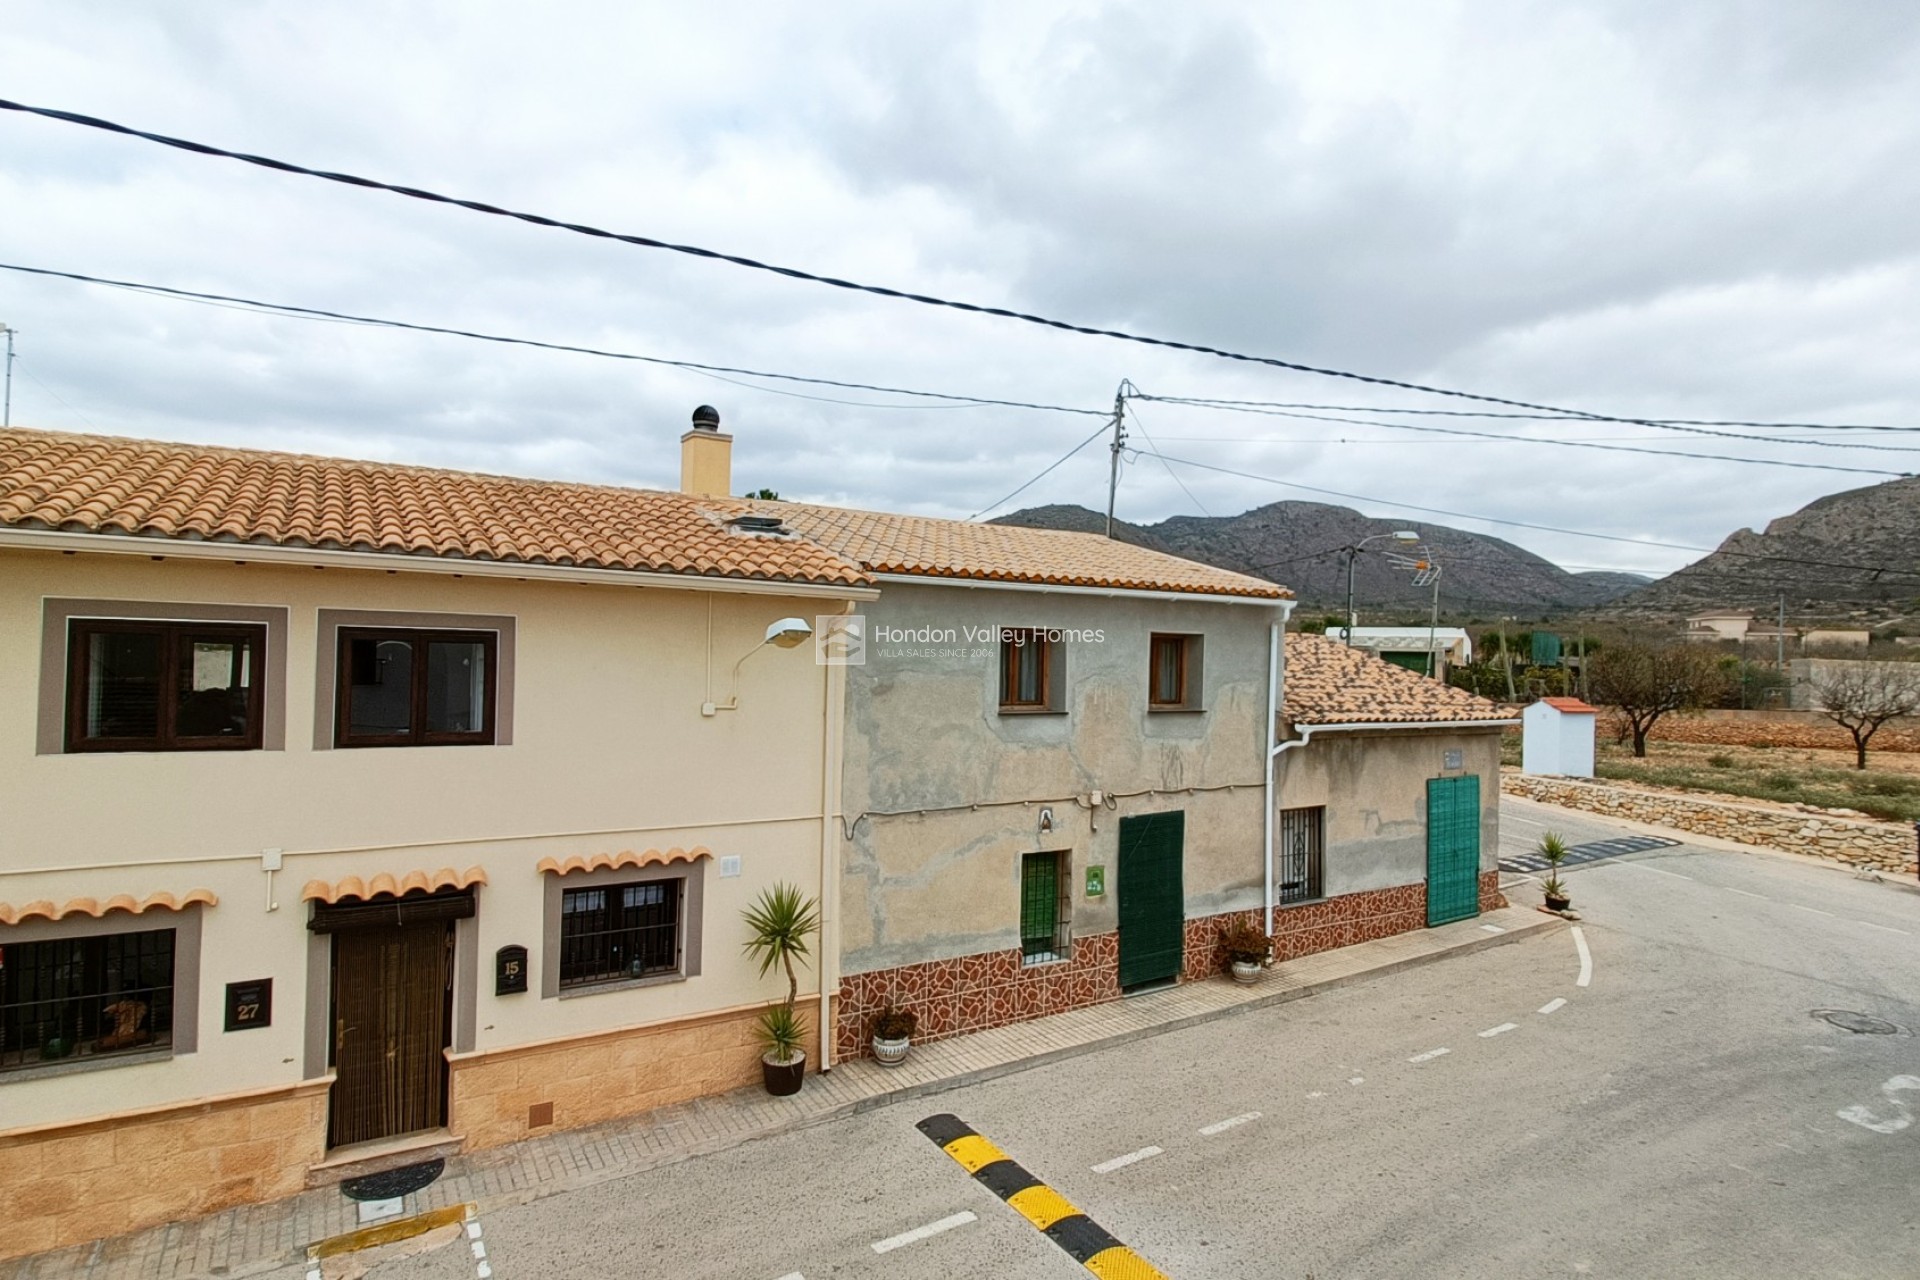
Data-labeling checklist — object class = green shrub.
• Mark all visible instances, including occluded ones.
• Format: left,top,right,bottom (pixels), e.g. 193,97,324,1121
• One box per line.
1707,753,1736,769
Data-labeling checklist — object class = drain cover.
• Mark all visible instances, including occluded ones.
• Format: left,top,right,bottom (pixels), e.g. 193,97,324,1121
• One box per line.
1812,1009,1902,1036
340,1158,445,1202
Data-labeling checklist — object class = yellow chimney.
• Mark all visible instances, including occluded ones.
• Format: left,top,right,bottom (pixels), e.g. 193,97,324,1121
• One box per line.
679,404,733,497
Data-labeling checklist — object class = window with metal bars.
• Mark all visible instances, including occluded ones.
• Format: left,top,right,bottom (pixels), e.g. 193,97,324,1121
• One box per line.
558,880,681,989
1019,852,1070,964
0,927,176,1072
1277,806,1325,905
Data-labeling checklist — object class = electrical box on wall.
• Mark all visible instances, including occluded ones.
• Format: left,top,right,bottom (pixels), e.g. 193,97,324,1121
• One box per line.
719,855,742,878
1443,748,1464,772
1084,865,1106,897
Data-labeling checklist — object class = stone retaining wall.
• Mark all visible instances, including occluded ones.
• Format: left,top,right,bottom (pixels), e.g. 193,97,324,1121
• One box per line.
1502,773,1918,876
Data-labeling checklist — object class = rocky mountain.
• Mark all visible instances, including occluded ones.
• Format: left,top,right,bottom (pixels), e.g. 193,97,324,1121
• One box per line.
993,502,1648,618
1614,475,1920,618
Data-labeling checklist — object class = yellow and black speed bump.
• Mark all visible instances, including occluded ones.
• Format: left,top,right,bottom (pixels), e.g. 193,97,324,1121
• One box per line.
917,1113,1170,1279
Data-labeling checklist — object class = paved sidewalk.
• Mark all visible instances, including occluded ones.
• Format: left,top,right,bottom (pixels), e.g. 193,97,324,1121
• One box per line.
3,902,1559,1280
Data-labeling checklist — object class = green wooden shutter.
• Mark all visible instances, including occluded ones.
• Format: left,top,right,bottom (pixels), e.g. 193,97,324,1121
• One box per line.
1020,853,1061,961
1425,775,1482,926
1117,811,1185,988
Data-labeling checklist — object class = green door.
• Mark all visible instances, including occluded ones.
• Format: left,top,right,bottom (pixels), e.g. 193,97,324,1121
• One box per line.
1426,775,1482,926
1117,811,1185,988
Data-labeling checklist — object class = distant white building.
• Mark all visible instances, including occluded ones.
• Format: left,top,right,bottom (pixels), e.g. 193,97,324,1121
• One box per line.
1522,697,1597,777
1686,610,1752,642
1334,626,1472,679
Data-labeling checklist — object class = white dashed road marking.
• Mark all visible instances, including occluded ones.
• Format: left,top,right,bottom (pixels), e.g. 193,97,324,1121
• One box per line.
467,1207,491,1280
872,1212,977,1254
1479,1023,1518,1038
1408,1047,1451,1063
1091,1146,1163,1173
1859,921,1912,935
1199,1112,1262,1135
1572,926,1593,988
1726,887,1769,900
1791,904,1836,918
1539,998,1568,1015
1619,862,1694,881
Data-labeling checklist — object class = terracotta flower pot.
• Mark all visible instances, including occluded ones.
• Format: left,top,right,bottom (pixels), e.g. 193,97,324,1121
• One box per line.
761,1050,806,1096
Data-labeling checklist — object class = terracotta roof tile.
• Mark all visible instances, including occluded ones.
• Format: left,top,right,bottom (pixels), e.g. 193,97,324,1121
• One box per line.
1540,697,1598,713
0,429,870,588
1285,633,1516,726
757,500,1289,600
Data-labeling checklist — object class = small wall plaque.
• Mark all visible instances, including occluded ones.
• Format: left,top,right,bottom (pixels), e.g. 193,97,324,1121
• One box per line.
496,945,529,995
1084,865,1106,897
1443,748,1465,772
224,978,272,1032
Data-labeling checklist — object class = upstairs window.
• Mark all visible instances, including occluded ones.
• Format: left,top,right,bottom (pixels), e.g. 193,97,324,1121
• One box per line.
999,629,1060,712
336,628,496,747
66,620,265,752
1148,633,1203,711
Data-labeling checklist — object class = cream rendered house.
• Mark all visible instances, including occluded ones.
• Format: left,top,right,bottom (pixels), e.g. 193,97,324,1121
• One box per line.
0,421,872,1257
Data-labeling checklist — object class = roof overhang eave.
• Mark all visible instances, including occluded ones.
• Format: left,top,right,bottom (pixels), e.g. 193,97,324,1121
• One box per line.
871,571,1293,608
0,526,881,601
1286,717,1521,733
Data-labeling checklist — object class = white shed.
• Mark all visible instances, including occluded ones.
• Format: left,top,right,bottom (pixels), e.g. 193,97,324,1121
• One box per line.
1522,697,1597,777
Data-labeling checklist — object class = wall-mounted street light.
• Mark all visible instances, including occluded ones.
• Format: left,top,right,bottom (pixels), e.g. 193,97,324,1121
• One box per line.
702,617,814,716
1343,530,1419,645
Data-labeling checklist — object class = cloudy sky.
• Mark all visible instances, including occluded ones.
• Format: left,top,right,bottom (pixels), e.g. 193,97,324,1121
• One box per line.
4,1,1918,580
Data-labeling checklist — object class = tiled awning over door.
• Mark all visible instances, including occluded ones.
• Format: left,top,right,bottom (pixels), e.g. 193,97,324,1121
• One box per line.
299,866,489,903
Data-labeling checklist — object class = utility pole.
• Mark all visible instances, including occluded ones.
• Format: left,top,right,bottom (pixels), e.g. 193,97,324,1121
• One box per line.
1,324,13,428
1777,593,1786,671
1104,382,1128,539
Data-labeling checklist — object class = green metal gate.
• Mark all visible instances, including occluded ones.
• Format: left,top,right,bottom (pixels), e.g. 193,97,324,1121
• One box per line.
1117,810,1185,989
1425,775,1482,926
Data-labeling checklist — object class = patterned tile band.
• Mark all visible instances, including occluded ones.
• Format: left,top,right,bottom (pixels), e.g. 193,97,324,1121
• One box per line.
917,1113,1169,1279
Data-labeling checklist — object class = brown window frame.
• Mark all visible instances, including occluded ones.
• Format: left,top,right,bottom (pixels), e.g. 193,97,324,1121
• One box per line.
0,925,178,1073
335,627,498,749
999,629,1056,711
1148,633,1203,711
556,878,685,991
65,619,266,753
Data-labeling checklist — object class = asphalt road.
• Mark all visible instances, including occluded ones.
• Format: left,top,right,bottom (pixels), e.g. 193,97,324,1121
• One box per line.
317,799,1920,1279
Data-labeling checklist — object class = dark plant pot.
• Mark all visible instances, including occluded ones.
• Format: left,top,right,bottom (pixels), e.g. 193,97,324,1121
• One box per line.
1545,893,1571,913
762,1050,806,1096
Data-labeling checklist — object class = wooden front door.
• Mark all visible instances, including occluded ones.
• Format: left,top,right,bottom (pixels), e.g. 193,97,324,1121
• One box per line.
1117,810,1185,990
328,920,452,1148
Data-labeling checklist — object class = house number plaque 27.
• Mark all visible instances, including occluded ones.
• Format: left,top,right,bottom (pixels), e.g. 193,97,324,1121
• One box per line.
224,978,273,1032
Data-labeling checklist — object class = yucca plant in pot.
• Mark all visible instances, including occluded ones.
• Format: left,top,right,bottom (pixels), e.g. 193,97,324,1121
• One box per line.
1539,831,1572,912
742,881,822,1096
1219,918,1272,984
870,1005,917,1068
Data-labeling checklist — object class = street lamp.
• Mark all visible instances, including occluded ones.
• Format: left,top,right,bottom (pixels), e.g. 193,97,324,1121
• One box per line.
1343,530,1419,645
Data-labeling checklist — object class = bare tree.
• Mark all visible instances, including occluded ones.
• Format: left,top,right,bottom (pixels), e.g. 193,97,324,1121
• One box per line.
1588,643,1730,758
1811,661,1920,769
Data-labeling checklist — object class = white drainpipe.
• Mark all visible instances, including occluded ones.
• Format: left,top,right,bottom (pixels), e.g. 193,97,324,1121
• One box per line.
1262,623,1279,936
817,602,853,1072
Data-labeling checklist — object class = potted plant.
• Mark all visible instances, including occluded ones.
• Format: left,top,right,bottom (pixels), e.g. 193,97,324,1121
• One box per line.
742,881,822,1096
1539,831,1572,912
1218,918,1272,984
870,1006,917,1067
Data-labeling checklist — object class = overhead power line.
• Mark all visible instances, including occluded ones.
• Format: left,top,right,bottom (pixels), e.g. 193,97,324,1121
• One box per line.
0,262,1106,417
0,97,1893,439
1132,400,1912,476
1140,396,1920,435
1132,448,1920,582
968,419,1113,520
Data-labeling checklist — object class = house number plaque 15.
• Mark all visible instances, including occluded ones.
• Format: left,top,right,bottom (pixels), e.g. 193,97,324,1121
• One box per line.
496,945,529,995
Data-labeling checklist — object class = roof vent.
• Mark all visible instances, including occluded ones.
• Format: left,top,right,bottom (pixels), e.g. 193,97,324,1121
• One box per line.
691,405,721,432
728,514,789,535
